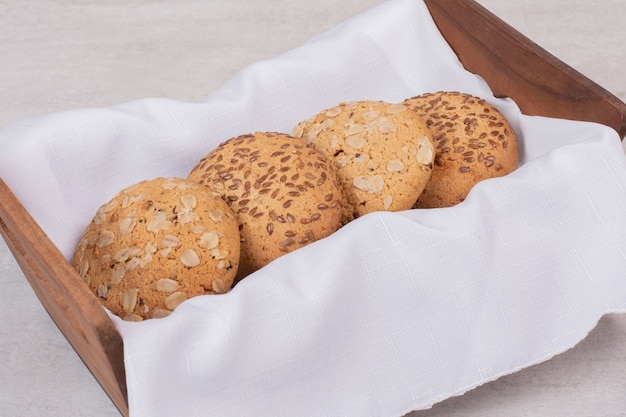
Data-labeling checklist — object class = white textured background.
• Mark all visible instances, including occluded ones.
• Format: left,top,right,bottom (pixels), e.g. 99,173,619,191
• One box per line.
0,1,624,416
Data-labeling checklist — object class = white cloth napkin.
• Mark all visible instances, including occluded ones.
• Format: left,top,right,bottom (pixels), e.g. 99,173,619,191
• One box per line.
1,0,626,416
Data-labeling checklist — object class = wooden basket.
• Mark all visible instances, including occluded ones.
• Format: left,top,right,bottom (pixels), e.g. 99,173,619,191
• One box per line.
1,1,624,416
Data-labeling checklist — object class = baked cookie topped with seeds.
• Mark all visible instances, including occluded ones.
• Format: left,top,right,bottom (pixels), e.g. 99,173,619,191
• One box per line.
293,100,435,224
403,91,519,208
73,177,240,321
188,131,343,281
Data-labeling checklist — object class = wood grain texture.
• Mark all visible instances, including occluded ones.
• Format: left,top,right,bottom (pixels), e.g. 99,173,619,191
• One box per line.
0,178,129,417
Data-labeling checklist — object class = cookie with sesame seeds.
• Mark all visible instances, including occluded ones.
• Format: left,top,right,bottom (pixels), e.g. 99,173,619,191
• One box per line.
73,177,241,321
402,91,519,208
188,131,344,281
293,100,435,224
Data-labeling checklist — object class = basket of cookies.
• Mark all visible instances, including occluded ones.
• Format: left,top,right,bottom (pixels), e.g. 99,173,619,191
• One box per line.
1,0,625,416
73,91,522,323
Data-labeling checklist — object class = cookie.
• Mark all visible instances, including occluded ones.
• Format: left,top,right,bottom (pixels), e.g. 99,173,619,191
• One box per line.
403,91,519,208
188,131,344,280
293,100,435,224
73,177,241,321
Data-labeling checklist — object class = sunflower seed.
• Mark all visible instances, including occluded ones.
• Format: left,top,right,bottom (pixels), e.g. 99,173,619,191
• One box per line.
122,288,139,313
208,208,224,222
110,266,125,285
386,159,404,172
353,175,384,194
152,309,171,319
325,106,342,117
180,194,197,209
156,278,178,293
165,291,187,310
199,232,219,250
385,103,407,115
123,313,144,322
96,230,115,247
346,136,367,149
212,278,226,293
180,249,200,267
416,137,434,165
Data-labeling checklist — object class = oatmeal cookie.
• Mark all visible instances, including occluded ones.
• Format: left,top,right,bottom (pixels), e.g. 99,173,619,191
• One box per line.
73,177,240,321
293,100,434,224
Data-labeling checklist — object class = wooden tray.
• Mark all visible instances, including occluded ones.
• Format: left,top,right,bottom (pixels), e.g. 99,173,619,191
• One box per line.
0,1,624,416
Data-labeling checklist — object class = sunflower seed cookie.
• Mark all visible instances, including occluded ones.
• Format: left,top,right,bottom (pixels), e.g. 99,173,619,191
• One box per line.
403,91,519,208
73,177,240,321
293,100,435,224
188,131,343,281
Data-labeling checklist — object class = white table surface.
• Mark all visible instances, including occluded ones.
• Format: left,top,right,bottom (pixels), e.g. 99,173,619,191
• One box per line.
1,1,624,416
